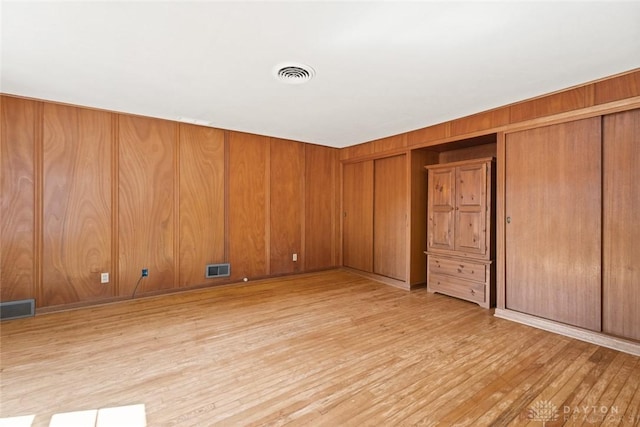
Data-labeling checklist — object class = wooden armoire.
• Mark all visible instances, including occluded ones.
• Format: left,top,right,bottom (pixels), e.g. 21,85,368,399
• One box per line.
425,157,494,308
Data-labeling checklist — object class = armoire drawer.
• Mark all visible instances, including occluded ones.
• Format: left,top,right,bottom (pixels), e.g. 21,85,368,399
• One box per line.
428,273,485,304
428,256,486,282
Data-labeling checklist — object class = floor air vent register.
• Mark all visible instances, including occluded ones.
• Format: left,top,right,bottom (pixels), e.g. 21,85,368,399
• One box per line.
206,263,230,278
0,299,35,321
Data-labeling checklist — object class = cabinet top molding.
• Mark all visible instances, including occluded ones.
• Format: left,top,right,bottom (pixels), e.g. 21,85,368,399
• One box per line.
424,156,495,171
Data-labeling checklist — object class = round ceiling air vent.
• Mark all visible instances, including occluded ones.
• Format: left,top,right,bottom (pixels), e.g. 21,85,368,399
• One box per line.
273,63,315,84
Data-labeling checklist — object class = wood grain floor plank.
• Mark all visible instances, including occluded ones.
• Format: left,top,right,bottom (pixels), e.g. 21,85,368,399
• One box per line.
569,353,632,426
402,337,573,426
442,339,592,426
608,358,640,426
623,384,640,426
513,342,602,427
489,341,606,427
358,328,547,424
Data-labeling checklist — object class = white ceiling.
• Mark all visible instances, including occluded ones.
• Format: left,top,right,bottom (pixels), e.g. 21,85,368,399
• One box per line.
2,1,639,148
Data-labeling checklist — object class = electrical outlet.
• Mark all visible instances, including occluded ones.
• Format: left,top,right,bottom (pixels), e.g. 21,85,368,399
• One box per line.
292,253,298,262
142,268,148,277
100,272,109,284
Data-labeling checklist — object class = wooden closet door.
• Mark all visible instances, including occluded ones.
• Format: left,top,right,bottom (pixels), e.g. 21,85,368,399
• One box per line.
343,161,373,272
603,109,640,340
505,118,601,331
374,155,407,281
427,167,455,252
455,162,487,256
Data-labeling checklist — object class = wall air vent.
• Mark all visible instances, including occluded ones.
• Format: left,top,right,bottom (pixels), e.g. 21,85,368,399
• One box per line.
0,299,35,321
273,63,315,84
206,263,231,278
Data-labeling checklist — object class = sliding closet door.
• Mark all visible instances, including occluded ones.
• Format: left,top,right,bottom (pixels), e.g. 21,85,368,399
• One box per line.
374,154,407,281
505,118,601,331
343,161,373,272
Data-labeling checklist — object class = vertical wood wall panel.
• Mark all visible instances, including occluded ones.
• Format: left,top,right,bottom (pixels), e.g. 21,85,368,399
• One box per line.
0,96,36,302
409,149,439,286
342,161,373,272
373,134,406,153
228,131,268,281
594,70,640,105
339,142,374,160
111,114,120,296
439,143,497,164
374,155,407,281
305,144,339,271
270,138,304,275
603,109,640,340
178,124,225,287
41,104,112,306
496,132,507,309
118,115,176,295
450,108,510,137
407,123,449,147
509,87,588,123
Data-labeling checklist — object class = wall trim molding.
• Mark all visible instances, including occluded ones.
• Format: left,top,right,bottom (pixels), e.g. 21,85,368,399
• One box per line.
494,308,640,356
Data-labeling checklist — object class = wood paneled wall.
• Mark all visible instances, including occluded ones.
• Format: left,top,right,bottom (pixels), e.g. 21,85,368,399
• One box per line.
0,96,340,310
1,96,37,302
270,138,304,275
305,144,340,271
408,149,439,286
119,115,177,295
341,68,640,160
2,68,637,310
42,104,113,306
178,124,225,287
228,131,269,281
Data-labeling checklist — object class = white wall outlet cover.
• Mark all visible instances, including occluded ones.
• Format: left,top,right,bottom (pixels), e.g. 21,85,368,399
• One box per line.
100,272,109,284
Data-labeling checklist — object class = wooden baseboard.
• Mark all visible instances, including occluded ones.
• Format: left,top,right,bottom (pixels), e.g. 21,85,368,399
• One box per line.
494,308,640,356
35,267,343,315
341,268,410,290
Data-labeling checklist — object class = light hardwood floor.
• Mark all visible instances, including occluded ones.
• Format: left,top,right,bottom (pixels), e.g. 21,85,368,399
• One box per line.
1,270,639,426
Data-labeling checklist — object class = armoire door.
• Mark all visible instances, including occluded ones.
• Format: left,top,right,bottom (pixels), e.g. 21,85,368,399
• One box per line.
505,117,602,331
374,155,407,281
343,161,373,272
427,167,456,252
603,109,640,341
455,162,488,256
